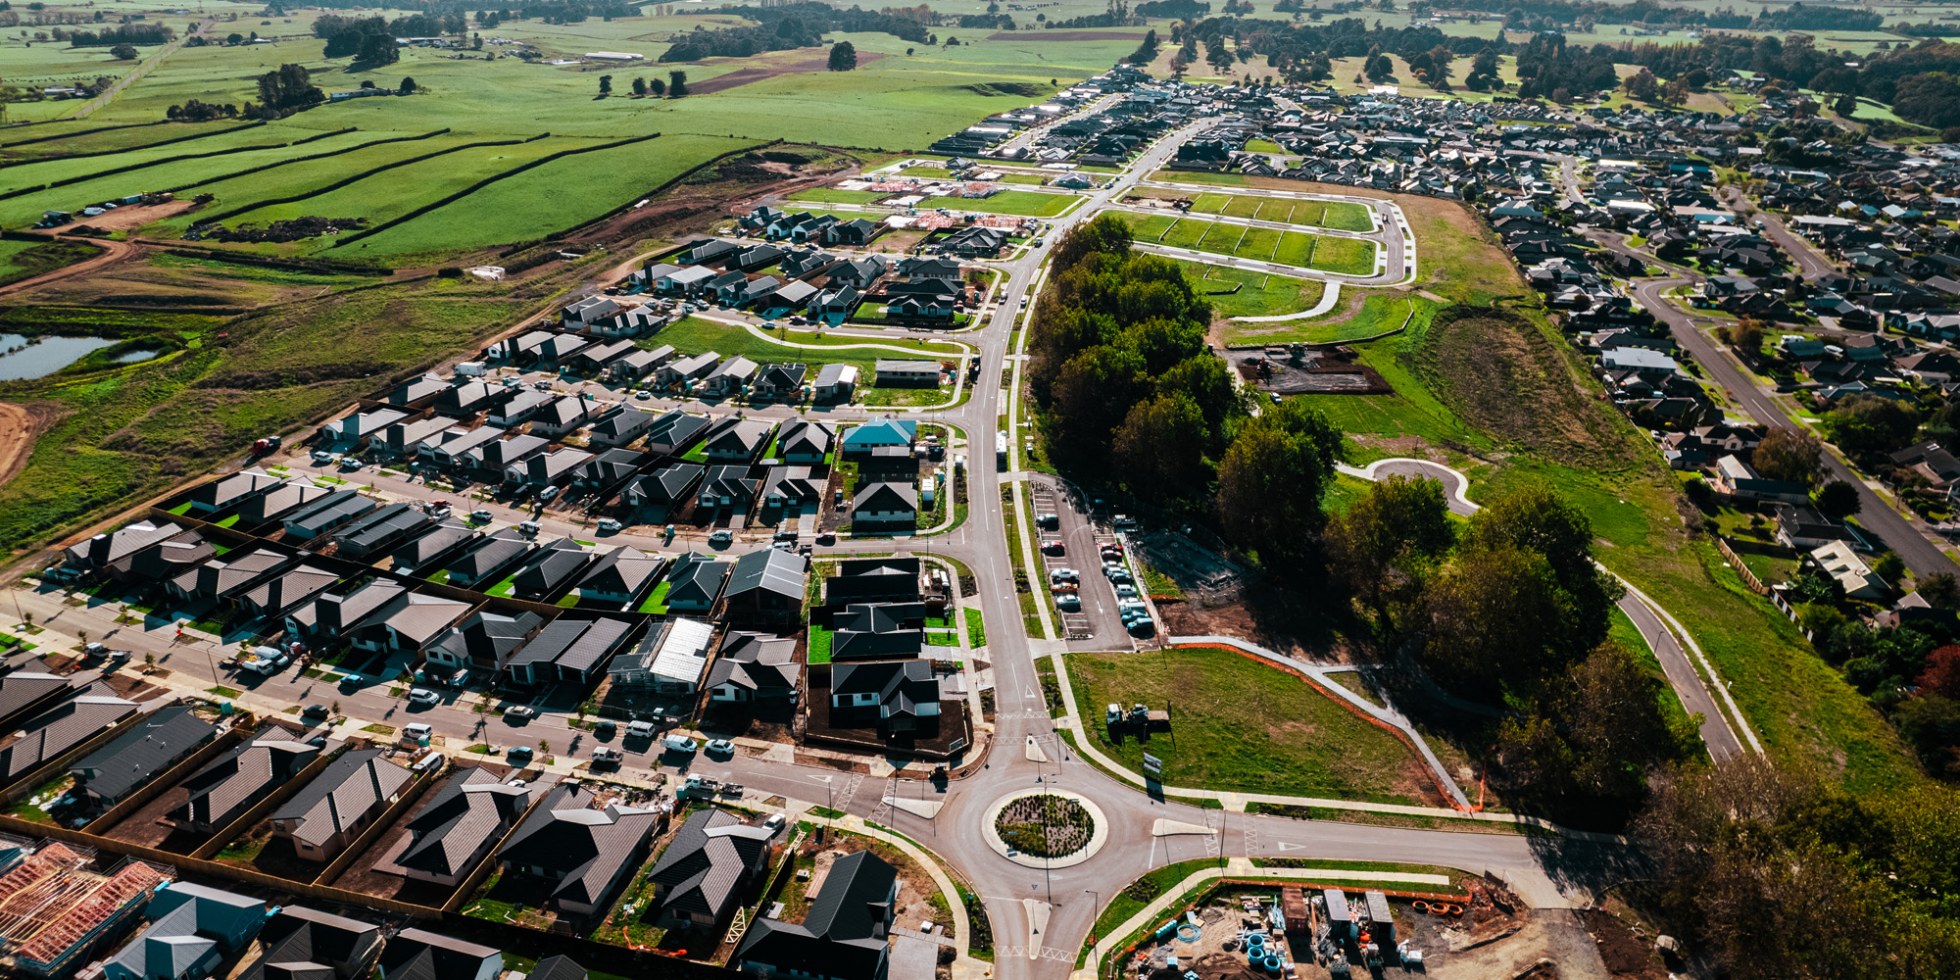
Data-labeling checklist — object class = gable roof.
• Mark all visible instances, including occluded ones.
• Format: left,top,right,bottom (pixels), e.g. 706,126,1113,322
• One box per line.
237,905,382,980
69,704,217,803
735,851,895,979
271,748,412,849
725,547,806,602
171,730,320,829
648,807,773,920
497,783,659,907
376,928,500,980
396,767,529,880
0,683,138,782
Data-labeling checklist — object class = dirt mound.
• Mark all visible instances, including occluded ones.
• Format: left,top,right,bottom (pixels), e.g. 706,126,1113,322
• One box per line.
0,401,68,493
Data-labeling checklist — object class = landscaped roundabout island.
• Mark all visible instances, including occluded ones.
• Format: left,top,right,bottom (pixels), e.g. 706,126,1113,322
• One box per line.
982,789,1110,869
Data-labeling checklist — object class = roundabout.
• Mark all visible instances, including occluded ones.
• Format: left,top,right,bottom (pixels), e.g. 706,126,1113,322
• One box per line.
981,788,1110,869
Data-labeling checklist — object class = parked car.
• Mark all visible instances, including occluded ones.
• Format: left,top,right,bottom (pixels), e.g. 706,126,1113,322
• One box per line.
402,723,433,743
507,745,534,763
708,529,734,548
503,704,536,720
406,688,439,707
538,486,561,503
626,720,657,739
302,703,330,721
1040,539,1065,556
596,518,623,534
663,734,700,754
705,738,735,756
592,747,625,767
764,813,787,835
1056,594,1082,611
470,509,494,523
1049,568,1079,584
516,520,541,538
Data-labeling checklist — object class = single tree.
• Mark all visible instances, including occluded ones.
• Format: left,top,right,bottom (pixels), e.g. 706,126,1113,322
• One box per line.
1753,428,1824,486
631,76,646,96
647,77,666,97
828,39,857,71
597,74,612,96
1815,480,1861,520
668,69,688,97
109,42,138,59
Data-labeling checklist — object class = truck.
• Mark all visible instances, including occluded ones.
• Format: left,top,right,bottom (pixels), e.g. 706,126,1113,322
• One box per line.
455,361,488,377
250,434,282,456
679,773,720,798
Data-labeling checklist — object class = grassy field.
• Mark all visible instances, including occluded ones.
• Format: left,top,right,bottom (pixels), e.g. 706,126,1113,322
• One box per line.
1119,213,1377,276
644,317,964,373
918,189,1075,216
1066,648,1432,805
1169,259,1326,321
0,239,104,287
1132,189,1373,232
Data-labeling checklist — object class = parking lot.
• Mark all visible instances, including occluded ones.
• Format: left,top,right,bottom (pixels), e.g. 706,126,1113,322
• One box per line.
1029,476,1145,646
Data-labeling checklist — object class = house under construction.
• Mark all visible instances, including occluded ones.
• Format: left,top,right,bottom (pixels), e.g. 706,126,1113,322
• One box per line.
0,840,170,977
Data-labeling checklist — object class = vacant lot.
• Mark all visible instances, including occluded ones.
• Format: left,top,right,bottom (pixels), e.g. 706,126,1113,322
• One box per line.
919,189,1075,216
1134,189,1373,232
1066,647,1436,806
1170,259,1326,324
1120,213,1377,276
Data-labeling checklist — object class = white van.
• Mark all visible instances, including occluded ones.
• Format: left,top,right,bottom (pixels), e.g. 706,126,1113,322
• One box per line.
663,734,699,754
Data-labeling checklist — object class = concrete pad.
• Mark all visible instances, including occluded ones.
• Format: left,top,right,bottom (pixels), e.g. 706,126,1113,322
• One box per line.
1151,818,1217,837
1022,899,1051,960
883,796,945,819
757,743,796,765
1024,734,1049,763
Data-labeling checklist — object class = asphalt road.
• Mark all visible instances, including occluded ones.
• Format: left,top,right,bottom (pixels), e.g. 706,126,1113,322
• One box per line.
1627,276,1960,578
6,117,1628,980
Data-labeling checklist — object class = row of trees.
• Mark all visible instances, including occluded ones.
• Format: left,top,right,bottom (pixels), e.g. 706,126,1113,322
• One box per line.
313,15,400,66
62,22,172,46
607,71,688,97
660,2,929,62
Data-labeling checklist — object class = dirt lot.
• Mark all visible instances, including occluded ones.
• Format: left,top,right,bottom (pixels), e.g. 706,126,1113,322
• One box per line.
690,51,888,95
0,401,68,493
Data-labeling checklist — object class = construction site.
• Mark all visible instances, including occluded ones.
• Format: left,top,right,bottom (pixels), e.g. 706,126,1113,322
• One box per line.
1110,876,1629,980
0,839,170,978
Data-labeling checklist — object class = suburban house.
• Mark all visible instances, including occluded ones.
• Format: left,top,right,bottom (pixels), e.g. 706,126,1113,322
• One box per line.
344,591,472,663
441,531,533,591
328,503,436,561
575,546,665,606
698,464,760,516
702,355,760,397
752,362,808,402
611,616,715,697
658,351,721,389
68,704,217,808
166,731,321,833
813,363,859,403
1811,541,1888,601
529,395,593,439
268,748,413,861
497,782,661,916
851,482,919,530
830,603,926,661
0,685,137,785
509,537,595,603
101,882,266,980
621,463,705,522
423,609,545,677
732,851,898,980
826,557,921,605
388,523,475,579
185,469,285,515
721,547,809,630
236,905,383,980
647,807,773,928
706,632,800,704
778,420,834,464
63,519,211,582
841,420,916,458
703,418,775,462
0,673,70,733
393,767,531,887
587,405,657,449
501,615,635,687
281,490,377,542
1709,454,1810,504
644,409,711,456
827,256,888,288
873,359,942,387
830,660,940,732
375,928,503,980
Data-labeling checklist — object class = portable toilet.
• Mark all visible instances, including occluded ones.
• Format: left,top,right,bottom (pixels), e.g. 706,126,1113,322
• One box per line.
1323,888,1353,943
1364,891,1395,946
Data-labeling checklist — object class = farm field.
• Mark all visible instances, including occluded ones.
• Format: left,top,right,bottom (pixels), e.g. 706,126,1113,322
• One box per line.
1118,212,1379,276
0,238,105,287
1065,647,1436,806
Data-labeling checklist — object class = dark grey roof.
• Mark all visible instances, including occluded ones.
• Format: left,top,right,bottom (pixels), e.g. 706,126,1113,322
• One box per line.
528,955,590,980
735,850,895,978
498,783,659,908
171,729,319,829
506,616,633,677
444,532,531,584
0,673,69,729
376,928,500,980
667,553,730,607
282,489,377,537
390,522,475,572
576,546,665,599
725,547,806,601
70,704,216,803
0,683,138,782
237,904,382,980
648,807,773,921
271,748,412,848
328,502,435,557
425,610,543,670
511,539,593,600
397,767,529,880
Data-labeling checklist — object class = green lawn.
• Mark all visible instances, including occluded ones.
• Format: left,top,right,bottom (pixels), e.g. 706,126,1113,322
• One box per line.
918,189,1075,216
964,607,987,648
789,187,890,205
1224,291,1432,347
1171,259,1327,321
1066,648,1430,805
644,317,965,378
1134,190,1373,232
807,624,833,665
1116,213,1377,276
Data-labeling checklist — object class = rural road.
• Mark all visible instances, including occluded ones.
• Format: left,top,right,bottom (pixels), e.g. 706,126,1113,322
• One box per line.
0,236,137,298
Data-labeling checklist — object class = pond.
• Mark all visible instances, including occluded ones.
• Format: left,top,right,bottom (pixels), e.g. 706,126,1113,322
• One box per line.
0,333,114,381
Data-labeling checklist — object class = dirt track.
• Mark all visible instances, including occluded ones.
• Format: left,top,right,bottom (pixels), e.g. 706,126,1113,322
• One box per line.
0,236,140,298
0,401,64,493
